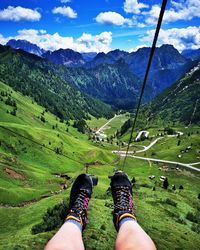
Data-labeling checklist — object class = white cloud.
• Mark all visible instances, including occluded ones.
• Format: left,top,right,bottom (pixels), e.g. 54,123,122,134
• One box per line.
0,34,7,44
52,6,77,18
95,12,128,26
143,4,160,25
124,0,149,14
142,26,200,51
0,6,41,22
0,29,112,53
144,0,200,25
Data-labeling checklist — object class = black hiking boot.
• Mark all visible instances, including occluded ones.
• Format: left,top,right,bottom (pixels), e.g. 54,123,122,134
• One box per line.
65,174,97,230
110,171,136,231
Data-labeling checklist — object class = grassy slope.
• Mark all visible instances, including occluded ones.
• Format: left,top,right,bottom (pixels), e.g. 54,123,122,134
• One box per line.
0,82,200,249
145,65,200,125
120,126,200,166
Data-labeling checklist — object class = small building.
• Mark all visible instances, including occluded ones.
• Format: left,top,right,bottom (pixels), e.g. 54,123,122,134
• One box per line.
149,175,155,180
160,176,166,181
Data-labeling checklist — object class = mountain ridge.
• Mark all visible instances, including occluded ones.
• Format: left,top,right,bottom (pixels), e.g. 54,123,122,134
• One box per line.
6,39,46,56
0,45,113,120
145,62,200,125
5,39,198,95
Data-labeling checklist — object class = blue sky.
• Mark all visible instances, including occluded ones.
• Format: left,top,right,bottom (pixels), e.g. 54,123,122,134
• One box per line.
0,0,199,52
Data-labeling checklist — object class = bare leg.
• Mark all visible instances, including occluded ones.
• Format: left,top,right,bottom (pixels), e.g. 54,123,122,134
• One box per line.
45,222,84,250
45,174,94,250
115,220,156,250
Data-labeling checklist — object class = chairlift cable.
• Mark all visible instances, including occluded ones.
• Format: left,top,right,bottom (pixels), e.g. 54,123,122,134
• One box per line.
121,0,168,171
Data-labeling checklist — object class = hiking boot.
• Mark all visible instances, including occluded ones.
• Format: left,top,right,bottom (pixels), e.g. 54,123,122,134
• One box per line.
65,174,97,230
110,171,136,231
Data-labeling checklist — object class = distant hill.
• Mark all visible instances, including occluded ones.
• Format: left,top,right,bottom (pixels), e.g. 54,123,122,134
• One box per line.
43,48,85,67
6,39,45,56
85,49,128,68
81,52,97,62
0,45,113,120
125,45,191,92
145,63,200,125
182,48,200,60
56,59,148,109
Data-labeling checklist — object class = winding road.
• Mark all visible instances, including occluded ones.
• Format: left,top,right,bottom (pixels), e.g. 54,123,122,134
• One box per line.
118,155,200,172
96,116,200,172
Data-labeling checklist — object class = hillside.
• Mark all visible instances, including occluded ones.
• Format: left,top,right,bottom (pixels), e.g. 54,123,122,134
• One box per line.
182,48,200,60
0,45,146,110
145,63,200,125
0,45,113,120
0,81,200,250
57,59,147,109
0,80,118,249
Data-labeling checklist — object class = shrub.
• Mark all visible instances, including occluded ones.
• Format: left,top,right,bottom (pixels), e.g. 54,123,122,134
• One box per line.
73,119,87,133
10,109,16,116
164,127,175,135
91,233,98,240
131,177,136,184
32,201,68,234
163,178,169,189
100,224,106,231
179,185,184,190
55,147,62,154
175,217,186,225
5,97,17,107
164,198,177,207
186,212,198,223
191,223,200,234
41,116,45,123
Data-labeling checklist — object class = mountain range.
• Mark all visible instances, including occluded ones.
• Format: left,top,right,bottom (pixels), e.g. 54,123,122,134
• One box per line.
1,40,200,124
5,39,200,95
0,45,113,120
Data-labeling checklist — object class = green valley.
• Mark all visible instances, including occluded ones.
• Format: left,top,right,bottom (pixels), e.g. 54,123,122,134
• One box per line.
0,79,200,249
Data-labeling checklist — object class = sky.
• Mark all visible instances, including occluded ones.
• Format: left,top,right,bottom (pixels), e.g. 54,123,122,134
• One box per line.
0,0,199,53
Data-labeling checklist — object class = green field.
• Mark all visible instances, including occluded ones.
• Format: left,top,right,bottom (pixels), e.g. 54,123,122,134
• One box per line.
87,113,129,136
120,126,200,166
0,81,200,250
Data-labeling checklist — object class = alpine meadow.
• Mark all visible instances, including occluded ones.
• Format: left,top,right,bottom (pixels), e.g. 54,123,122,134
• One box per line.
0,0,200,250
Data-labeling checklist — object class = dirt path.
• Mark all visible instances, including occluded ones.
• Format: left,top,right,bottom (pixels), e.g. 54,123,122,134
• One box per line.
121,155,200,172
96,114,119,134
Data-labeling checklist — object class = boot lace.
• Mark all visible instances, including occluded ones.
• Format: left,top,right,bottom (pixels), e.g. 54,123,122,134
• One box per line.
114,186,133,212
72,189,90,213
